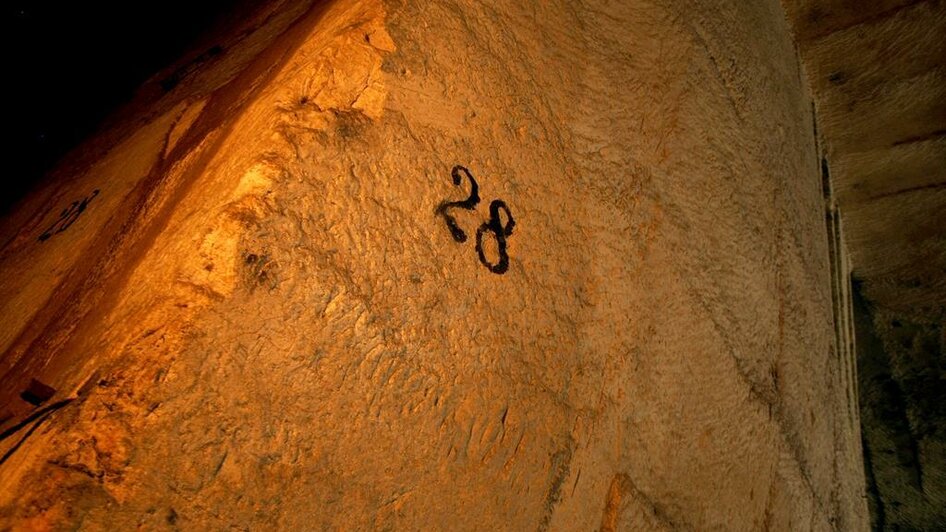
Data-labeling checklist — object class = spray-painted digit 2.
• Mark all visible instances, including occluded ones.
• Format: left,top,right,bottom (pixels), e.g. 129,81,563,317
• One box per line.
435,165,480,243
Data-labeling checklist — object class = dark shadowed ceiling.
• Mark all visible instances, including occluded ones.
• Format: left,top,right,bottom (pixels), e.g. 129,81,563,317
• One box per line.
1,1,244,216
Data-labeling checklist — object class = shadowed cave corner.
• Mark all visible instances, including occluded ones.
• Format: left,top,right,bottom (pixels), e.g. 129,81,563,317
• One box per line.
853,277,946,530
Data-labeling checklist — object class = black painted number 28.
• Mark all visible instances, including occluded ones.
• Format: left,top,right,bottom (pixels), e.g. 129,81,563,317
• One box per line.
436,166,515,274
38,190,100,242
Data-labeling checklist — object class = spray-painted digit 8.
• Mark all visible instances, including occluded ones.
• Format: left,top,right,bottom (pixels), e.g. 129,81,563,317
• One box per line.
475,199,515,275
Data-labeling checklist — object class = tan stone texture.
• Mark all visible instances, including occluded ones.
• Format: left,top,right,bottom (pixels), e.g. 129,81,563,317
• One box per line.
783,0,946,528
0,0,865,529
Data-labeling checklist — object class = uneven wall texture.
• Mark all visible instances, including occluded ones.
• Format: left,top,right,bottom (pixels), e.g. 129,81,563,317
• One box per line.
0,0,866,529
854,283,946,530
782,0,946,528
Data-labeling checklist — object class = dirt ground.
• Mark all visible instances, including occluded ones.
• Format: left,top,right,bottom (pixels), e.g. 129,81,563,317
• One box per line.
0,0,866,529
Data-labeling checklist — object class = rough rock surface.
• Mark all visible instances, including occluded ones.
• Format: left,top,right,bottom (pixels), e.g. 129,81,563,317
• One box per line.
0,0,866,529
783,0,946,528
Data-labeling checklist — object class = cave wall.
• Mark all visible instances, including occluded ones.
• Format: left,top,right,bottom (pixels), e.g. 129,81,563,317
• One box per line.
0,0,866,529
854,283,946,529
782,0,946,528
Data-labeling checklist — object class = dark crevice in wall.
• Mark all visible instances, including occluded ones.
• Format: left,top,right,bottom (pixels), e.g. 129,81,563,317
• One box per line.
820,157,832,200
865,181,946,202
890,127,946,148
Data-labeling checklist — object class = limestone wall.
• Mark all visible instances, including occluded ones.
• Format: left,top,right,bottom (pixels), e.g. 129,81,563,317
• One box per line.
0,0,866,529
783,0,946,527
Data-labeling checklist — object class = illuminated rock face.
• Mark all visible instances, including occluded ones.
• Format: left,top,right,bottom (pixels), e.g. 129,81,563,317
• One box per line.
0,0,866,529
